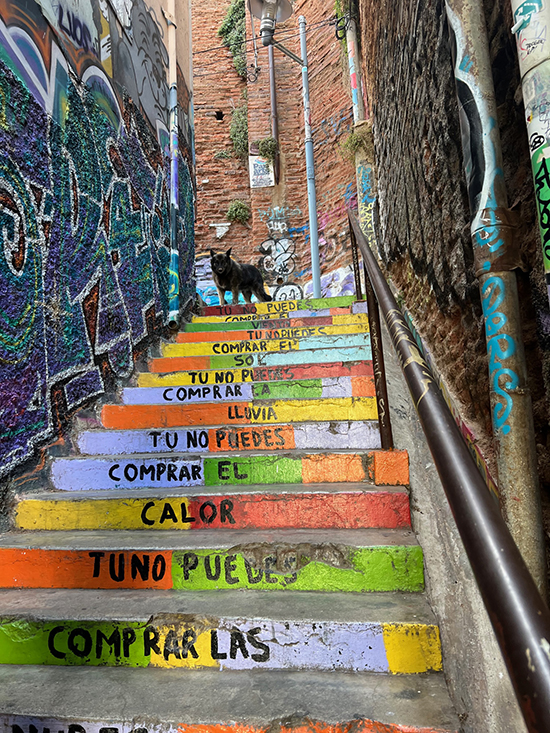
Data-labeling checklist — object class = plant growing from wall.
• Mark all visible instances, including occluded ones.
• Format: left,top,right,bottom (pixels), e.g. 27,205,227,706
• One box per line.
255,136,278,163
340,125,373,162
218,0,247,78
214,150,232,160
230,103,249,160
226,199,251,225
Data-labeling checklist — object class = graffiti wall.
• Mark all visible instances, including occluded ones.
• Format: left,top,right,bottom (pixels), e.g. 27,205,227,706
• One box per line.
0,0,195,477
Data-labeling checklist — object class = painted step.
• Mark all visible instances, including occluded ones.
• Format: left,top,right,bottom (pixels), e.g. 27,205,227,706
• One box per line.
0,527,423,591
49,450,409,491
191,299,368,324
15,484,411,531
161,332,369,359
0,590,441,673
0,670,460,733
75,421,381,456
199,296,356,318
177,322,369,344
149,343,372,372
101,396,378,430
184,310,369,333
121,376,375,405
137,360,372,387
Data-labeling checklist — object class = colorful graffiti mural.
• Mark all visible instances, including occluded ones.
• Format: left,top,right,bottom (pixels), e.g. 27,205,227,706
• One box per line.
0,1,195,476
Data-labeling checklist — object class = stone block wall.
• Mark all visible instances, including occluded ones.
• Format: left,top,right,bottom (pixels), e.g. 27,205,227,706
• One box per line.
357,0,550,490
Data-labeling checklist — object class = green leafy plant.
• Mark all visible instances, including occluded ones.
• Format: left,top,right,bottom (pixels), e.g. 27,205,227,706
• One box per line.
230,104,249,160
214,150,232,160
226,199,251,225
218,0,247,78
255,136,279,163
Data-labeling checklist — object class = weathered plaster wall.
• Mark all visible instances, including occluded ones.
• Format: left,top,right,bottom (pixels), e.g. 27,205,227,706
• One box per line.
0,0,195,478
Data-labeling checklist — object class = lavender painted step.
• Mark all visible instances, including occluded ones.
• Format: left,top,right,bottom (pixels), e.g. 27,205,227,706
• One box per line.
121,376,369,405
76,421,381,455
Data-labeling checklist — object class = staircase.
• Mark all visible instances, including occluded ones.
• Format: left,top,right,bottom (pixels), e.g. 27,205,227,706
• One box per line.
0,295,460,733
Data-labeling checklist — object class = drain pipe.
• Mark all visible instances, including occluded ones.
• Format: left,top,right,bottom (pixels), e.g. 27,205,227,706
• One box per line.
446,0,546,594
510,1,550,306
165,0,180,328
268,44,280,184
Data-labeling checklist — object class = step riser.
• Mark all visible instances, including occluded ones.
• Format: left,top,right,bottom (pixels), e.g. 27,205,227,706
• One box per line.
0,718,457,733
200,296,356,318
101,397,377,431
149,344,372,373
178,323,369,344
0,546,424,591
77,422,381,455
184,312,369,332
16,491,411,531
122,377,375,405
50,450,409,491
0,618,440,673
163,333,369,359
138,361,373,387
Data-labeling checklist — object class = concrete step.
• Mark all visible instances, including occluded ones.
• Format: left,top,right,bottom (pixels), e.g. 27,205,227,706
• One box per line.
148,343,372,373
75,421,382,455
183,309,369,333
100,396,378,431
177,322,369,344
0,667,460,731
120,375,375,406
161,332,370,359
15,483,411,531
0,527,424,592
198,296,357,319
48,449,409,491
0,589,441,673
137,359,372,387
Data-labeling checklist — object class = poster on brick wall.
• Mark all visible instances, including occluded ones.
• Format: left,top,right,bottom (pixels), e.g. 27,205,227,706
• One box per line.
249,155,275,188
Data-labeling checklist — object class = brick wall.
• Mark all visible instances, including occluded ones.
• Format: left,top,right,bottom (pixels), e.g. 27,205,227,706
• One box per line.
193,0,358,300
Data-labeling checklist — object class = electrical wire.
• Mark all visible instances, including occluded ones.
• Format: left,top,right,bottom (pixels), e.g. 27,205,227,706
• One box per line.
192,16,335,57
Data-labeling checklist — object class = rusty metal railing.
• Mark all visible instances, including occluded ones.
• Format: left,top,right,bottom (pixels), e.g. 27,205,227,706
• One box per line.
348,209,550,733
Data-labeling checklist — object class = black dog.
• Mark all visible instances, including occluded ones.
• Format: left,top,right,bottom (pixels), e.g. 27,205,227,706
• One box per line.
210,248,272,304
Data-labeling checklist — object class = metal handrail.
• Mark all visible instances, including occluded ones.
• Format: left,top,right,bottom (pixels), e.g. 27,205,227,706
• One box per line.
348,210,550,733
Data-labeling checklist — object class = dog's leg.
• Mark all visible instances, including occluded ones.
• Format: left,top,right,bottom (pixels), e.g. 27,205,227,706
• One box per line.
216,287,226,305
242,290,252,303
231,289,240,305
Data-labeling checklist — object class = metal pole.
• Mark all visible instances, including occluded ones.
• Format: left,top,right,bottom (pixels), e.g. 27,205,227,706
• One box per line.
446,0,546,595
510,0,550,306
345,16,365,124
166,0,180,328
268,45,280,184
299,16,321,299
350,210,550,733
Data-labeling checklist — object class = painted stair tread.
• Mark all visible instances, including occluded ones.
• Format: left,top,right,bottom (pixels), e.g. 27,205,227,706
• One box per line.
148,343,372,372
183,311,369,332
0,590,441,673
100,396,378,430
121,376,375,405
16,483,411,531
0,527,424,593
0,668,460,732
191,299,368,324
199,295,357,318
176,322,369,344
48,450,409,491
137,360,373,387
161,332,369,359
74,421,382,455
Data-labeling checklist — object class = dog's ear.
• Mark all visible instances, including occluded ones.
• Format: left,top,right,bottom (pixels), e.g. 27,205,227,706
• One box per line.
225,248,232,259
210,249,215,258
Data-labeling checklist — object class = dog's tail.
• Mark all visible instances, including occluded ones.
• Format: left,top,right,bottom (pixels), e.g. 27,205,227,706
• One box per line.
255,285,273,302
